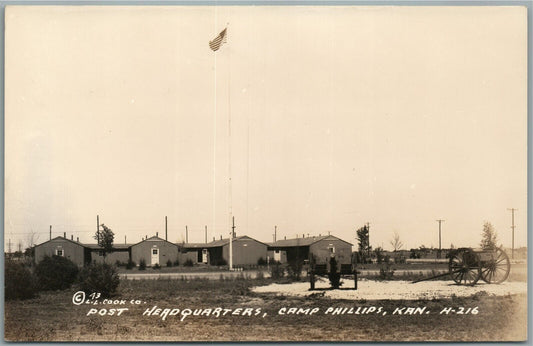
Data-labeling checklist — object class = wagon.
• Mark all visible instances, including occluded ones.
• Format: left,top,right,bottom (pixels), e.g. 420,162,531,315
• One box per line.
413,247,511,286
309,254,357,290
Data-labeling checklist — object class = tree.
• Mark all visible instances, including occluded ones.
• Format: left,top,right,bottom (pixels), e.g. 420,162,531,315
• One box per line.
390,231,404,252
480,222,498,250
356,225,372,263
95,223,115,261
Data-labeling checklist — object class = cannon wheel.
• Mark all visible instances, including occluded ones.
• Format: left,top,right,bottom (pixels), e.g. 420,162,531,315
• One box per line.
449,249,481,286
481,247,510,284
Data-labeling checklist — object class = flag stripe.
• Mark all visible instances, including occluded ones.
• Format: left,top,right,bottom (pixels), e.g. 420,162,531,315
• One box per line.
209,28,227,52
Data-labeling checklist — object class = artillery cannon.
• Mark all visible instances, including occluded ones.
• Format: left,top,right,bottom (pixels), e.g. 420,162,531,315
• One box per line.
413,247,510,286
309,254,358,290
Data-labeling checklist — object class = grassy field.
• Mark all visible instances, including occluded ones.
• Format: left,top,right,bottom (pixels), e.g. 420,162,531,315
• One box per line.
4,274,527,342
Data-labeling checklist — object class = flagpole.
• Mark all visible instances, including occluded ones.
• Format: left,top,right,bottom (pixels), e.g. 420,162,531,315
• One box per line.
226,23,233,271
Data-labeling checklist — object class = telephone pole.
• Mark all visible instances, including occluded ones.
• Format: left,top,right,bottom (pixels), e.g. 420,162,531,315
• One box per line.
507,208,517,259
436,220,444,258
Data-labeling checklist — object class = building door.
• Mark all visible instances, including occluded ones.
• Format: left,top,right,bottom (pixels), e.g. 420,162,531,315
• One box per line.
151,247,159,265
274,250,281,262
202,249,208,264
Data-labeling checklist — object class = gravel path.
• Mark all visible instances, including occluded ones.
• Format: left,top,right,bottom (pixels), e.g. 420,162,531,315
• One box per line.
252,278,527,300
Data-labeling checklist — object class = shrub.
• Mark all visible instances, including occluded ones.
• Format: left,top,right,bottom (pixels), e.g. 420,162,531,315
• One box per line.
78,262,120,298
125,259,136,270
269,263,285,279
153,263,161,270
139,258,146,270
166,259,173,267
184,258,194,267
378,264,395,280
287,260,303,281
35,255,79,291
257,257,267,266
173,259,180,266
115,260,123,267
328,257,342,289
5,260,37,300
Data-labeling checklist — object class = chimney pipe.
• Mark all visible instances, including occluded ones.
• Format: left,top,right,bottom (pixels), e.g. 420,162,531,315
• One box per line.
63,232,66,238
284,236,286,240
71,235,73,240
220,235,222,240
213,236,215,241
77,237,79,242
165,216,168,241
50,225,52,240
156,231,158,237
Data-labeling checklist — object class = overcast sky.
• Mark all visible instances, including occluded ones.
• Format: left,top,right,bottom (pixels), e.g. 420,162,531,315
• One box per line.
5,6,527,251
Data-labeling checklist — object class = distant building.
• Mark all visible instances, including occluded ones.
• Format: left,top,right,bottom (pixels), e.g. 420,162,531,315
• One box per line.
182,236,268,266
268,235,353,264
34,236,90,266
130,236,180,267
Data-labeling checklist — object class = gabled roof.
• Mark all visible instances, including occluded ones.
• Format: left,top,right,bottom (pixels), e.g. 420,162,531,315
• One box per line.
131,235,179,248
34,236,87,248
182,235,268,249
268,235,353,248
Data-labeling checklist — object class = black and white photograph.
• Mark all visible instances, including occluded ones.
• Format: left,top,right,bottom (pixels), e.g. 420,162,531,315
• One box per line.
3,4,528,342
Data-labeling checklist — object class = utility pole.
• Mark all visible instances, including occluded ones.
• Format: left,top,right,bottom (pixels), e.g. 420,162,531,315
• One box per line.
229,217,235,271
165,216,168,241
366,222,371,260
205,225,208,244
49,225,52,240
436,220,445,259
7,239,12,254
508,208,517,259
185,225,188,244
274,225,277,242
97,215,100,243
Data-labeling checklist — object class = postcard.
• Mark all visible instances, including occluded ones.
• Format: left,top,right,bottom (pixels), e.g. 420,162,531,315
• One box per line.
4,5,527,342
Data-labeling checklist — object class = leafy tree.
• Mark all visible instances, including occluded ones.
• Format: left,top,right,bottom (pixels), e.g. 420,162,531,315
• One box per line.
95,223,115,261
374,247,384,264
480,222,498,250
356,225,372,263
390,231,404,251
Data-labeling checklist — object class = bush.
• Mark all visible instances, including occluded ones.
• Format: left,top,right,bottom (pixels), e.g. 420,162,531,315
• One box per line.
378,264,395,280
287,260,303,281
5,260,37,300
153,263,161,270
139,258,146,270
184,258,194,267
166,259,173,267
269,263,285,279
173,259,180,266
257,257,267,266
78,262,120,298
35,255,79,291
125,258,136,270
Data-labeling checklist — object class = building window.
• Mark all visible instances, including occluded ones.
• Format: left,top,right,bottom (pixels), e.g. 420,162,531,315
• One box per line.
328,245,335,254
55,249,64,256
99,251,105,256
152,249,158,255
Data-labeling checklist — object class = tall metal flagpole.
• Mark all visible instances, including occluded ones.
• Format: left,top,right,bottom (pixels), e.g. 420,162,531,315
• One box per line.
209,25,232,270
226,24,233,271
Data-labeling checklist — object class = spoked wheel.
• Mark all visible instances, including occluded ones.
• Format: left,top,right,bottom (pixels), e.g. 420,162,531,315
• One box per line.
449,249,481,286
481,247,510,284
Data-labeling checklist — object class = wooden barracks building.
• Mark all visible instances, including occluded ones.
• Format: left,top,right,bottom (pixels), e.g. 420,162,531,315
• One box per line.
34,232,352,267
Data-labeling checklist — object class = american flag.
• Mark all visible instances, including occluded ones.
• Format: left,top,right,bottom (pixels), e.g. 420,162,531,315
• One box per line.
209,28,227,52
